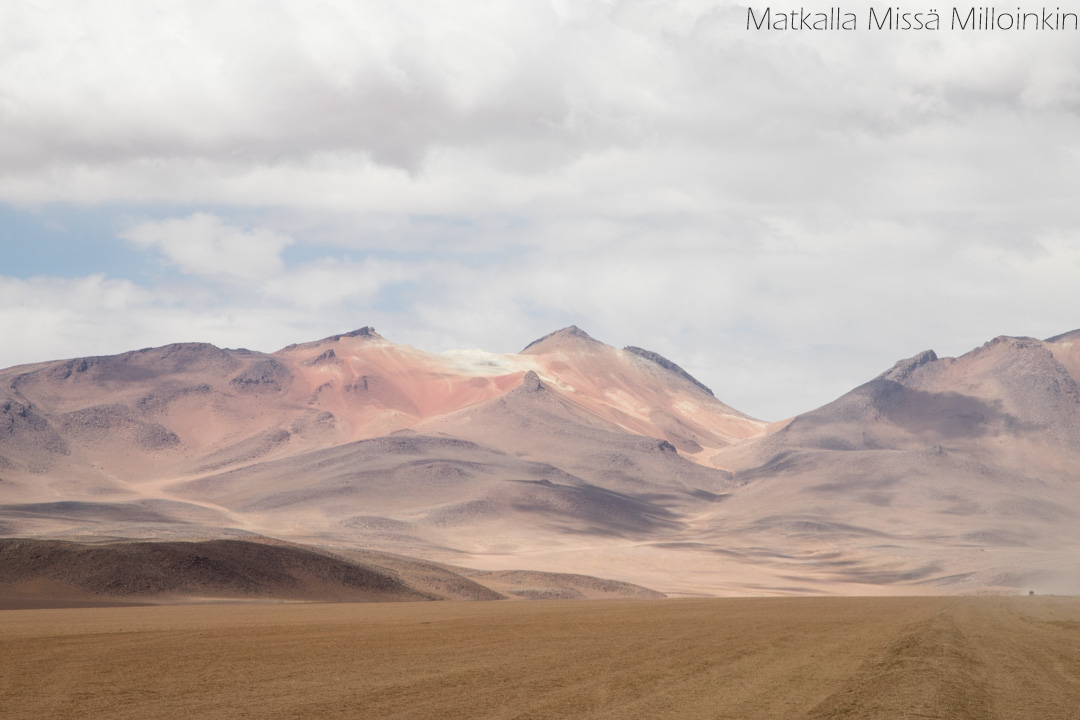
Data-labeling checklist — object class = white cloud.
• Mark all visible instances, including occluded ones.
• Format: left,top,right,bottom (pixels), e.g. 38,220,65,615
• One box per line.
2,1,1080,419
0,274,165,364
261,256,413,309
120,213,293,282
0,271,404,369
4,215,1080,419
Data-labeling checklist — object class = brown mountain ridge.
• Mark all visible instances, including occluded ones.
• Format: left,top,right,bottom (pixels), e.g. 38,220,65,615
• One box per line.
1,326,1078,599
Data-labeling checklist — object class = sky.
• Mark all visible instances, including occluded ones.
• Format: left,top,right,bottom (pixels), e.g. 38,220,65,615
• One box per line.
1,0,1079,421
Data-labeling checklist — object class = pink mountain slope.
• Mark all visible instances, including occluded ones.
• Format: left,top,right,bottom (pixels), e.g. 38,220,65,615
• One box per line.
1,326,1078,596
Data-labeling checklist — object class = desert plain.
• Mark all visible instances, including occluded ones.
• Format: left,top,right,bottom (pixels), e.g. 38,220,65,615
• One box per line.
2,595,1079,719
2,325,1079,718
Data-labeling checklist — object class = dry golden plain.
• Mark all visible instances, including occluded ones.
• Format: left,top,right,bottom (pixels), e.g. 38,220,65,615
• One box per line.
2,596,1078,719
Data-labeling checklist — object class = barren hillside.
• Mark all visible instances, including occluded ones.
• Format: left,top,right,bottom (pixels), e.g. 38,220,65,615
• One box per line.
2,326,1078,597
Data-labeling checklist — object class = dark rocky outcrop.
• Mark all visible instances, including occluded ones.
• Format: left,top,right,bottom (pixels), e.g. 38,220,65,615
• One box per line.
877,349,938,384
304,349,339,366
519,370,544,393
229,359,292,394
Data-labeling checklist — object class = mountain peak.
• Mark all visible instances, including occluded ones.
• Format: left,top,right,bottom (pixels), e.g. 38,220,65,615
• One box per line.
877,349,938,383
521,326,602,354
278,326,384,354
326,326,381,342
623,346,714,397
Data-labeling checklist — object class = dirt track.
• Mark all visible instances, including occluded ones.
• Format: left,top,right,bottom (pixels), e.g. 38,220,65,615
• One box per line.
1,596,1077,719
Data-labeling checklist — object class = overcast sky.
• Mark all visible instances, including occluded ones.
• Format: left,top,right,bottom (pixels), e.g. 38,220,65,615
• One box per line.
2,0,1079,420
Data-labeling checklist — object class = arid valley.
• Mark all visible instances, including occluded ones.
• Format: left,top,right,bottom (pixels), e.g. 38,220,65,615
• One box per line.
5,0,1080,714
2,326,1080,717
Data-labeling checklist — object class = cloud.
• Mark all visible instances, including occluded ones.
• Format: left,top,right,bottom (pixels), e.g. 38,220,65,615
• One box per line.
261,256,414,309
4,216,1080,419
2,1,1080,419
119,213,293,282
0,271,409,370
0,274,163,364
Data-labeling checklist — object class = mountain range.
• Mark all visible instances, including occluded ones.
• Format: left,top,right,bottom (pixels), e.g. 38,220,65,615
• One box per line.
2,325,1078,599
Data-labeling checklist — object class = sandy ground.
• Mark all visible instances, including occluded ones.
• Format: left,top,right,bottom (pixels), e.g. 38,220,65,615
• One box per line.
1,596,1077,719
